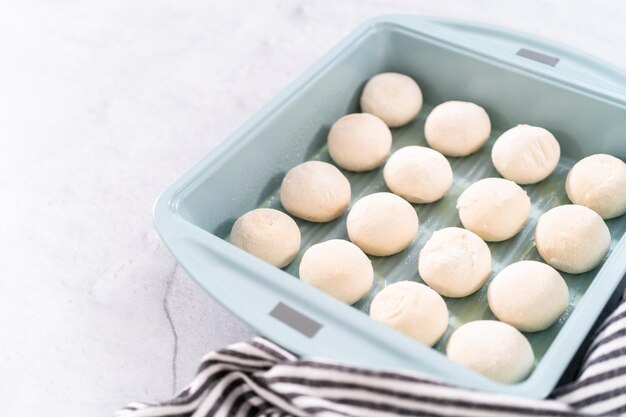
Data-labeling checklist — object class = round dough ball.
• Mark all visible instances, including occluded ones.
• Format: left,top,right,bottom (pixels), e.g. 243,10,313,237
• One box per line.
488,261,569,332
370,281,448,346
457,178,531,242
492,124,561,184
299,239,373,304
446,320,534,384
280,161,351,222
566,154,626,219
328,113,392,172
360,72,423,128
347,192,418,256
231,208,301,268
384,146,453,203
424,101,491,157
418,227,491,298
535,204,610,274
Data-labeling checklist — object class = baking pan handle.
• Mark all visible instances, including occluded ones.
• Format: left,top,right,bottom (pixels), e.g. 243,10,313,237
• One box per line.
396,15,626,94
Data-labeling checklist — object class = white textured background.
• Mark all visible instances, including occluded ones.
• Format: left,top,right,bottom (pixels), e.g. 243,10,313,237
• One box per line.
1,1,625,416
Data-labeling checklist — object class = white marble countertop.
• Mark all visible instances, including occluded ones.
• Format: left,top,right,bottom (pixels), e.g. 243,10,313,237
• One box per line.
1,1,625,416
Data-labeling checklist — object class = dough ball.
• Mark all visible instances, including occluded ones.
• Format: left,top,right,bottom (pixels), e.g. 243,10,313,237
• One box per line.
384,146,453,203
231,208,301,268
328,113,392,172
360,72,423,128
491,124,561,184
280,161,351,222
370,281,448,346
535,204,610,274
446,320,534,384
418,227,491,298
566,154,626,219
424,101,491,157
347,192,418,256
299,239,373,304
488,261,569,332
457,178,531,242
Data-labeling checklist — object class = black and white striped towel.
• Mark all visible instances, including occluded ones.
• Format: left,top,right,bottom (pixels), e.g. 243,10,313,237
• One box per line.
117,300,626,417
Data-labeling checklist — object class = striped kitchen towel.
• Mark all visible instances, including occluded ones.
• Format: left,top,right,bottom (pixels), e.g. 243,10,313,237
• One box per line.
117,299,626,417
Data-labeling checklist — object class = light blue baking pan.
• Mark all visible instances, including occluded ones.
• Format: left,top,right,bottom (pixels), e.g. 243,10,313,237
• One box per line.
154,15,626,398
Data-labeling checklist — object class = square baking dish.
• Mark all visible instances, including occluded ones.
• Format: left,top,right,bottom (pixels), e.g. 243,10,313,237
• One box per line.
154,15,626,398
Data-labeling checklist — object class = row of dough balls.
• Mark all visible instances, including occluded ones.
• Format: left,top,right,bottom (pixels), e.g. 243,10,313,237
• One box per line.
268,157,618,275
342,72,560,183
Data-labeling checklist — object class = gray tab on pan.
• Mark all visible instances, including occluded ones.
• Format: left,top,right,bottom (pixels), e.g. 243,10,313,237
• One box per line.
270,302,322,337
516,48,560,67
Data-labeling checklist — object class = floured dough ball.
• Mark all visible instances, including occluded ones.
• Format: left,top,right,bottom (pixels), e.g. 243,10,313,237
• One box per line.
328,113,392,172
231,208,301,268
347,192,418,256
535,204,610,274
384,146,453,203
360,72,423,128
492,124,560,184
299,239,373,304
457,178,531,242
446,320,534,383
418,227,491,297
566,154,626,219
488,261,569,332
280,161,351,222
424,101,491,157
370,281,448,346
